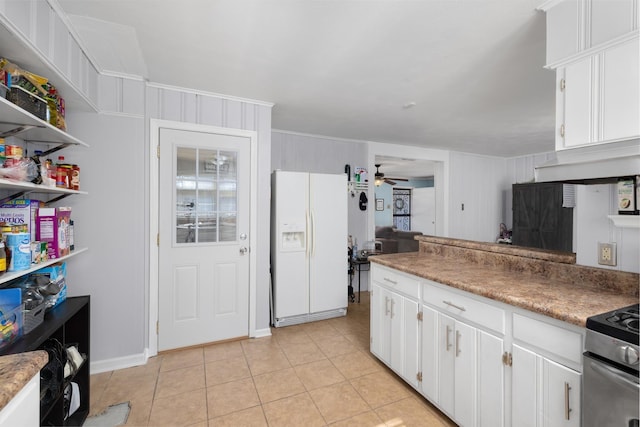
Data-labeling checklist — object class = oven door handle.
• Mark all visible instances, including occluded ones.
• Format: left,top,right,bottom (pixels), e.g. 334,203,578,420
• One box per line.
589,358,640,390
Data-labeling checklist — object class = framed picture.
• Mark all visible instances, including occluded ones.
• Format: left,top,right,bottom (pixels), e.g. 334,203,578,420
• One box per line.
376,198,384,211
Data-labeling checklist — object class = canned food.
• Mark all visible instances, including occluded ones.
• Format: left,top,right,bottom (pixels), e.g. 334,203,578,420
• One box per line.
5,145,22,159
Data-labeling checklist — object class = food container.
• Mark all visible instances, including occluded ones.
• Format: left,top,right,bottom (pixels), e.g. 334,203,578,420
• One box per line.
6,232,31,271
23,301,44,334
7,85,48,121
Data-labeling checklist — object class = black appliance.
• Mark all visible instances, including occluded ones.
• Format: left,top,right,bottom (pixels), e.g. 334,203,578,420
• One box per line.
583,303,639,427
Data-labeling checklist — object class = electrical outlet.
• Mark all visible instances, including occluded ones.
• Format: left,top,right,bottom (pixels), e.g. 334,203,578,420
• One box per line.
598,242,617,266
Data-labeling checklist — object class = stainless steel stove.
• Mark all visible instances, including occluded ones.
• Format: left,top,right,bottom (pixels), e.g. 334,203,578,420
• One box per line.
583,303,639,427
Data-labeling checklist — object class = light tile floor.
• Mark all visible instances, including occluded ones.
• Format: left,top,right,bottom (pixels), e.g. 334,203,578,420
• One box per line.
89,292,457,426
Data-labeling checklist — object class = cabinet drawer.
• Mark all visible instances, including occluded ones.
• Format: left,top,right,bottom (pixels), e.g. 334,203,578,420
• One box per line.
513,313,583,365
371,264,420,299
422,281,505,334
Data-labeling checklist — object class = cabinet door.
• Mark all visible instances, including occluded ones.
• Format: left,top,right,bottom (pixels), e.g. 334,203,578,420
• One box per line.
454,320,477,427
370,283,385,361
421,305,439,402
477,331,504,427
438,313,456,418
388,289,403,374
512,344,539,427
401,297,420,389
560,56,593,149
601,37,640,142
542,359,581,427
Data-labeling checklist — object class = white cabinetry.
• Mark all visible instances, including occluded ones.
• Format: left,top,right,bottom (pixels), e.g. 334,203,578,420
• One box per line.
0,374,39,427
511,313,582,427
556,37,640,150
541,0,640,151
370,264,420,389
422,280,505,427
371,264,584,427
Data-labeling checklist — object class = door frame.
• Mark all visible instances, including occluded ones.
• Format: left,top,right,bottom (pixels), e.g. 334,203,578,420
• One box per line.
148,119,258,357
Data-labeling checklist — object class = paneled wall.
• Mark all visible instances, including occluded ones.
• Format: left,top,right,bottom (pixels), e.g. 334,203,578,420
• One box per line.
272,130,368,249
448,152,508,243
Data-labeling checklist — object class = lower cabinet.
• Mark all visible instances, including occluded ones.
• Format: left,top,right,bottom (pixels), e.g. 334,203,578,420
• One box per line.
512,345,581,427
370,269,420,388
370,264,583,427
0,374,39,427
422,305,504,427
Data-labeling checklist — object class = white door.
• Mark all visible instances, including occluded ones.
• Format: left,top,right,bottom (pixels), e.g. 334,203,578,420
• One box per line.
158,128,250,351
412,187,436,235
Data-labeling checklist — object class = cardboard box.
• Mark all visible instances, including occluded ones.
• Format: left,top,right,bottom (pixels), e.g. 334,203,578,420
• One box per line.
36,207,72,259
0,199,42,241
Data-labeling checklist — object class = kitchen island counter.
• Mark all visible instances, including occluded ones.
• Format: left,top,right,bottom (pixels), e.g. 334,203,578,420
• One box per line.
0,350,48,411
370,236,639,328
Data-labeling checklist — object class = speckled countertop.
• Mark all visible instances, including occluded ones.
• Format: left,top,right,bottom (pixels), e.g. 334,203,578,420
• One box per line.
370,237,639,328
0,351,48,412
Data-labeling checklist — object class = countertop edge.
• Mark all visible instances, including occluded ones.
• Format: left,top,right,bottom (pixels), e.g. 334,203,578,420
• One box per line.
370,254,637,328
0,350,48,412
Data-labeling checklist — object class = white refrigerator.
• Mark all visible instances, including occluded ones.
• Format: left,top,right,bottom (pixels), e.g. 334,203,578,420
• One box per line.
271,171,348,327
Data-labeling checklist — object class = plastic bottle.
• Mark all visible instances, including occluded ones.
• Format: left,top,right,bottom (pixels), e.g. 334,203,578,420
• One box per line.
352,238,358,261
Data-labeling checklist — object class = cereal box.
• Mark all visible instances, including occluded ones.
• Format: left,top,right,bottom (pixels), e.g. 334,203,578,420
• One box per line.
0,199,42,241
35,207,72,259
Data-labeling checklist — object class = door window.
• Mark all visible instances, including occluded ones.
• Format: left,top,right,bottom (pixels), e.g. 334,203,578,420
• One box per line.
175,148,238,244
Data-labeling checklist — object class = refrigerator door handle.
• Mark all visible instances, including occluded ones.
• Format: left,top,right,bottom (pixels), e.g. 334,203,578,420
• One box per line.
305,211,310,257
310,210,316,257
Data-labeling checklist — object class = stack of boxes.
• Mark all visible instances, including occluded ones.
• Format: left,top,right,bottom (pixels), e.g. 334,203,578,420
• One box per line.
0,199,73,271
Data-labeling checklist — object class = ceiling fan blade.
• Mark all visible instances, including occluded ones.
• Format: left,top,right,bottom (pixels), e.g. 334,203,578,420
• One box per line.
388,177,409,181
384,179,397,185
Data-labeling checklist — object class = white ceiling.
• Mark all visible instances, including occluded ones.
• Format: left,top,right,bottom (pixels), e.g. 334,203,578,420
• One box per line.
57,0,555,158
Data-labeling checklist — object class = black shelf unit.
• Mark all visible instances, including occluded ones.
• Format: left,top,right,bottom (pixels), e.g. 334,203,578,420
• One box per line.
0,296,90,426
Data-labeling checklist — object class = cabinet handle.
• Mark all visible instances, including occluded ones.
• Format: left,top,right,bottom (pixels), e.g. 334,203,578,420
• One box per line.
383,277,397,285
385,296,390,316
443,300,466,312
564,382,572,420
446,325,452,351
560,124,565,138
455,330,461,357
390,299,395,318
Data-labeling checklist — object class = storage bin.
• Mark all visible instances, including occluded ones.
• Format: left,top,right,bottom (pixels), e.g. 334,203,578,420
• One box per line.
7,85,48,120
23,301,45,334
0,303,23,349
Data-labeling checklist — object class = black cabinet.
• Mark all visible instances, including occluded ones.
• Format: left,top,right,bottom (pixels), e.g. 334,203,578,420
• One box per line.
512,183,573,252
0,296,90,426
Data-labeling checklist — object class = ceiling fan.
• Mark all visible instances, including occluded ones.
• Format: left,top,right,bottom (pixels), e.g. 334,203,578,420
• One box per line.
374,164,409,186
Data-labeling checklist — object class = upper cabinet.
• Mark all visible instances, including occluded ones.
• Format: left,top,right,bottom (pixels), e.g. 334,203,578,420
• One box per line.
555,37,640,149
540,0,639,67
539,0,640,152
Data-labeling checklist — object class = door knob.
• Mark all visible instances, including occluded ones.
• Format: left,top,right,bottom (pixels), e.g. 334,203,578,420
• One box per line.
239,247,248,255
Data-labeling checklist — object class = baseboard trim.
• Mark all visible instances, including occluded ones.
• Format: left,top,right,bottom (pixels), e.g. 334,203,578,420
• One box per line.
90,351,149,375
253,327,272,338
